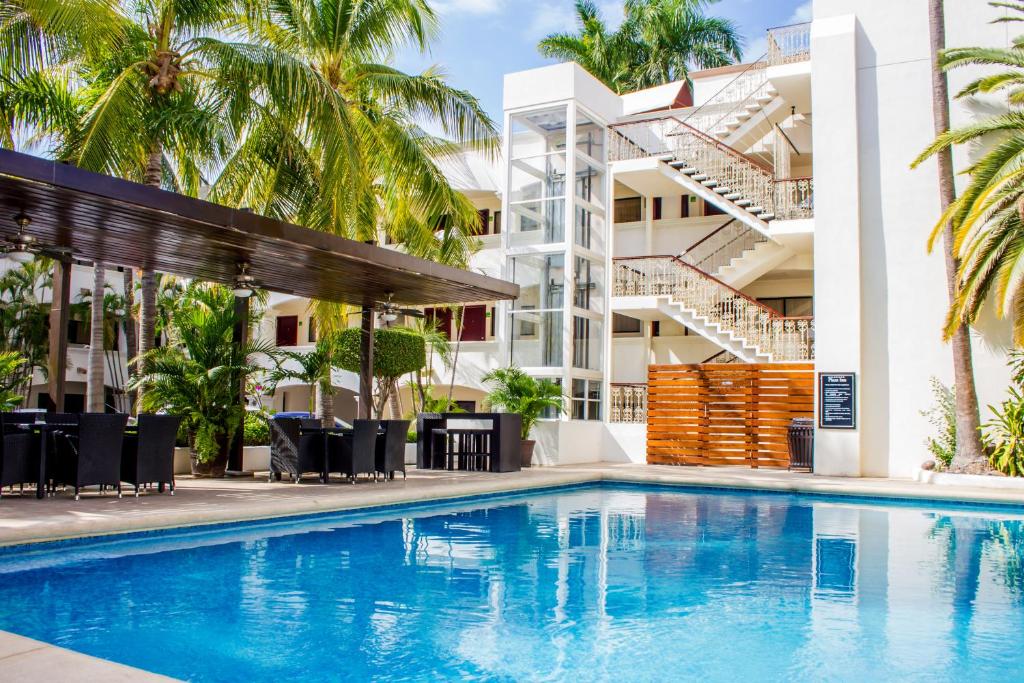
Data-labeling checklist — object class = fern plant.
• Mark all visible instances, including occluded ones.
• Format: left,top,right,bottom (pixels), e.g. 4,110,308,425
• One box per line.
921,378,957,468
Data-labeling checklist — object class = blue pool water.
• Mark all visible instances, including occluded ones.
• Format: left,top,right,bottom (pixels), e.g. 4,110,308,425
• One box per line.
1,484,1023,681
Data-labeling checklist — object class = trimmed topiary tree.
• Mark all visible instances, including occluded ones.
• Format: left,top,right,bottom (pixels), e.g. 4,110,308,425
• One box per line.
337,327,426,417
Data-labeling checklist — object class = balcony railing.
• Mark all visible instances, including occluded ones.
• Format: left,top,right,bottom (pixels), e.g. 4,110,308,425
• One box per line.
767,23,811,66
610,383,648,423
774,177,814,220
613,255,814,361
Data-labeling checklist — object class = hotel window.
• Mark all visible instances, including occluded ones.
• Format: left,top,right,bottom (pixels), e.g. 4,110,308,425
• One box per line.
613,313,642,335
493,210,501,234
704,199,726,216
653,197,662,220
614,197,642,223
573,256,604,313
758,296,813,317
508,107,568,246
509,254,565,367
681,194,691,218
572,378,602,420
572,316,603,370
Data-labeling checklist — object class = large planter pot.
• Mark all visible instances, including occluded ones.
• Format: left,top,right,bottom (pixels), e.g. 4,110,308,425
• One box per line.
404,443,417,466
520,439,536,468
242,445,271,472
190,453,228,478
173,447,192,475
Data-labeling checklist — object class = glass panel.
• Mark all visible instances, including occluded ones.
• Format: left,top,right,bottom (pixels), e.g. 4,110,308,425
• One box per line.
510,311,563,367
573,256,604,313
575,113,605,161
571,378,602,420
574,207,605,252
510,107,568,159
587,381,602,421
786,297,814,317
509,154,566,203
509,253,564,310
575,159,604,210
572,316,603,370
509,199,565,246
539,377,564,419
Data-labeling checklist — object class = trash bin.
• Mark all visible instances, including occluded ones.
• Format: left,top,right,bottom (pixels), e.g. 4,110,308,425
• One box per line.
787,417,814,471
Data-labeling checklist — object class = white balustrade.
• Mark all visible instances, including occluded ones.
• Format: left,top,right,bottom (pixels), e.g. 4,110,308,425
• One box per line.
610,384,648,423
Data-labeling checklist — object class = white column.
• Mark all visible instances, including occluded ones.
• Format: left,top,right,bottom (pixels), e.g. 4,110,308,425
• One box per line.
811,14,864,476
644,195,654,255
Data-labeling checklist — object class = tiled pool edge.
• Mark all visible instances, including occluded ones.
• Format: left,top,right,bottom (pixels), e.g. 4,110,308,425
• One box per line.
0,631,176,681
2,464,1024,549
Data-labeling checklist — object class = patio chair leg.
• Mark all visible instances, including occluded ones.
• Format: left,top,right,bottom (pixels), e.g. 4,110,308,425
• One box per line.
135,484,140,498
170,481,175,496
158,483,165,493
117,483,122,499
74,486,79,501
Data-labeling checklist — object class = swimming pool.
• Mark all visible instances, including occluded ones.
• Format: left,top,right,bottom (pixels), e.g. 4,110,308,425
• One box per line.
0,483,1022,681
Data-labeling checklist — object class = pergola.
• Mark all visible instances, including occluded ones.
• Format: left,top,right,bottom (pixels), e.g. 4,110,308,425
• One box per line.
0,149,518,467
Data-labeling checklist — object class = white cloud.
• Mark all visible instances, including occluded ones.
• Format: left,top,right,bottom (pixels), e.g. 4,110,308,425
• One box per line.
433,0,504,15
788,1,812,23
524,2,577,39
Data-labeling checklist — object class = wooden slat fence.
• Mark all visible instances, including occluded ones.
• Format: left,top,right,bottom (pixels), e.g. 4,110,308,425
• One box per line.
647,363,814,468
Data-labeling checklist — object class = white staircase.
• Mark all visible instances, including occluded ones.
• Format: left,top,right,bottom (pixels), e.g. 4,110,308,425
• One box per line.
679,220,794,288
612,256,813,363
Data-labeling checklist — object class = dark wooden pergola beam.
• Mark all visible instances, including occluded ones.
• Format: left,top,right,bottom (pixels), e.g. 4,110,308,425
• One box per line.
0,149,518,445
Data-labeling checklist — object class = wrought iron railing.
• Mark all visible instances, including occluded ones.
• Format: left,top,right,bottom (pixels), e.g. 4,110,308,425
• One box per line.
610,118,814,221
613,255,814,361
767,23,811,66
679,59,772,136
702,350,742,364
679,219,767,274
774,177,814,220
610,383,648,423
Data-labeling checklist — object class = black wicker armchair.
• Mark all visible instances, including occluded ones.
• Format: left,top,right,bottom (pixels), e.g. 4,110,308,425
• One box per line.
121,414,182,496
327,419,379,483
376,420,409,481
54,413,129,500
269,417,326,483
0,417,38,498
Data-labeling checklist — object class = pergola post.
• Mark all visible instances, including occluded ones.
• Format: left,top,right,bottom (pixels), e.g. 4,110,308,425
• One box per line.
359,305,375,419
46,257,72,412
228,294,250,473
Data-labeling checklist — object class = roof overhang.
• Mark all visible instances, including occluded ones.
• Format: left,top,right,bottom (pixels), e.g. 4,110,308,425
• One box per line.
0,149,519,307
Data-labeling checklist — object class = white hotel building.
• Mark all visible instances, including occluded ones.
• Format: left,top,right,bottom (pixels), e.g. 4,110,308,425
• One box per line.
21,0,1018,479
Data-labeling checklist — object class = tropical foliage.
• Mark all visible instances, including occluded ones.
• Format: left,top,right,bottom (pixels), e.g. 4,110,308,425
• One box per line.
264,335,341,418
337,326,426,417
921,378,957,468
0,351,30,410
482,367,565,441
913,0,1024,345
538,0,742,94
129,283,275,466
984,350,1024,476
0,259,51,402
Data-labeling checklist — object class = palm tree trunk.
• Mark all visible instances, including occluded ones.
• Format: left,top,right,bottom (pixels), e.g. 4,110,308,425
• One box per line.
316,382,335,428
388,379,402,418
928,0,987,472
447,307,464,404
86,262,106,413
136,144,163,411
122,269,137,410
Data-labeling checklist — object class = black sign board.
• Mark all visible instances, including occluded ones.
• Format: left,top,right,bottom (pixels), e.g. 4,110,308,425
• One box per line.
818,373,856,429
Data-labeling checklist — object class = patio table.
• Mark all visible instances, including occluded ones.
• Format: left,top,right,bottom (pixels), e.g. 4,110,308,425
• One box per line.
11,422,74,499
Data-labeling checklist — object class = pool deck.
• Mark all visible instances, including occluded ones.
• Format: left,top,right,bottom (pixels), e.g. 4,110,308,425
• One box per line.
2,463,1024,549
2,463,1024,681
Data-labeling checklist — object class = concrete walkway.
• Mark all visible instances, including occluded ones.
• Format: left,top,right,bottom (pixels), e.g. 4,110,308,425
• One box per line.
1,463,1023,548
0,632,174,681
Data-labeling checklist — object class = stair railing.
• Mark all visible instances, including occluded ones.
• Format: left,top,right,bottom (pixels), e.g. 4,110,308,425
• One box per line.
773,177,814,220
613,255,814,361
679,218,768,274
767,23,811,66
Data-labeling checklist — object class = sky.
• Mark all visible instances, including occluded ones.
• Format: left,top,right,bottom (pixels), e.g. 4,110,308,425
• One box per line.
394,0,813,125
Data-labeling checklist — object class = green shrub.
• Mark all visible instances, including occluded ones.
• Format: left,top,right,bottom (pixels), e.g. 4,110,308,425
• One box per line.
984,387,1024,476
244,412,270,447
406,428,417,443
336,327,426,379
920,378,956,468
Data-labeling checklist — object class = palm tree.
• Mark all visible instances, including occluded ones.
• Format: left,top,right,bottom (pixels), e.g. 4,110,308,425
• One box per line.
539,0,741,94
482,367,565,442
0,351,30,410
131,282,276,476
264,336,339,425
2,0,326,410
912,0,1020,471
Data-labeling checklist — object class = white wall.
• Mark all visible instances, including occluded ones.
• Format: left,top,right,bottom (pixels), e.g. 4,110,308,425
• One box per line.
812,0,1015,477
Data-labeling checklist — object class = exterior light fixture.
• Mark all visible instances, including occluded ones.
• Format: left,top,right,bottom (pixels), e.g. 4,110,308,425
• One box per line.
233,263,255,298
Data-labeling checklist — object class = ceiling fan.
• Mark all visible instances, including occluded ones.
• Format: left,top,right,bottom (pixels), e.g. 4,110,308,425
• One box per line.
1,214,73,263
375,292,424,323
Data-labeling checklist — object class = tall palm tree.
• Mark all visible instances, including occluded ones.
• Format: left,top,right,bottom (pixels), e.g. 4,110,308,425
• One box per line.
538,0,741,94
913,0,1020,471
1,0,327,410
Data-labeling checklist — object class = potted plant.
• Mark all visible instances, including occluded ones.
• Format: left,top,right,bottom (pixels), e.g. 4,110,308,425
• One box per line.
131,283,275,477
482,367,565,467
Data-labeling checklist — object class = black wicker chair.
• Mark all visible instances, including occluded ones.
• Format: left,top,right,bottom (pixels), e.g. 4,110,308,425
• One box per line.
376,420,409,481
0,412,37,427
269,417,325,483
0,418,38,498
121,414,182,497
46,412,81,426
327,419,379,483
54,413,128,500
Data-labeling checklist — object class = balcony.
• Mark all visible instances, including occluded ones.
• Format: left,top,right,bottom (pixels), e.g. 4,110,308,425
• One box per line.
767,23,811,66
610,383,648,423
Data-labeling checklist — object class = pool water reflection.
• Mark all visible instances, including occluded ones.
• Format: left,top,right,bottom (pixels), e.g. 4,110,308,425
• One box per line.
0,485,1022,681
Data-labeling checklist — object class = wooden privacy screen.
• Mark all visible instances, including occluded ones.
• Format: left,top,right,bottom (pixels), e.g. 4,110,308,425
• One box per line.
647,363,815,468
